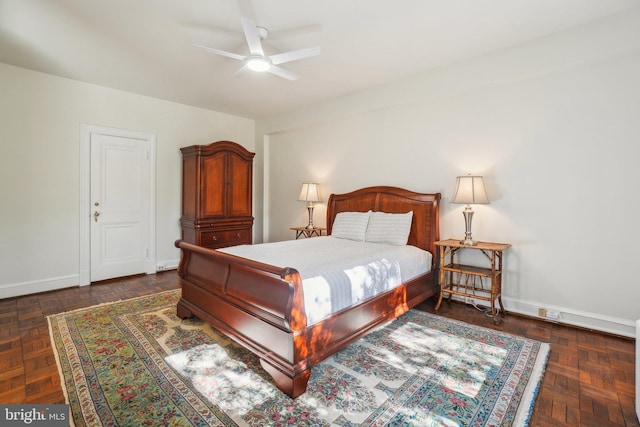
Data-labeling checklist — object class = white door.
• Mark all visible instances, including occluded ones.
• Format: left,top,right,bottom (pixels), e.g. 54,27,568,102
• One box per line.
90,133,151,282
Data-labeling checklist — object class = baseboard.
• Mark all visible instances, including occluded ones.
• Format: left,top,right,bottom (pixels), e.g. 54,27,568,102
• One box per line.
156,259,179,272
504,296,636,338
1,257,179,299
0,274,80,299
449,295,635,338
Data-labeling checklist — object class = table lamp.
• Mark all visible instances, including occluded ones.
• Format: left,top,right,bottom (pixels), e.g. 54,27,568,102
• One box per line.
298,182,321,229
451,175,489,246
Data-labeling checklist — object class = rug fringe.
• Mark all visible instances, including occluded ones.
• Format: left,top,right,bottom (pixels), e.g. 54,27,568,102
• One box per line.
513,342,551,427
47,315,76,427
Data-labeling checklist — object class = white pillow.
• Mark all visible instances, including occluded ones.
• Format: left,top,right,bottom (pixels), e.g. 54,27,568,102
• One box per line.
331,211,371,241
365,211,413,245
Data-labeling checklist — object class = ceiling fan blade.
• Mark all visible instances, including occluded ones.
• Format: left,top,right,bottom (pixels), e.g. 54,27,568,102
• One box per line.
267,65,299,81
240,17,264,56
270,47,321,65
192,44,246,61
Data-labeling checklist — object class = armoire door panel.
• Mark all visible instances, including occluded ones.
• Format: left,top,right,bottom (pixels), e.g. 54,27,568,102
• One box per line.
228,153,253,217
201,153,226,217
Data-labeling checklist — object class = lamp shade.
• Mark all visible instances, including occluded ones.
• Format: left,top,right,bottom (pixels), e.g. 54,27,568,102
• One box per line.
298,182,321,202
451,175,490,205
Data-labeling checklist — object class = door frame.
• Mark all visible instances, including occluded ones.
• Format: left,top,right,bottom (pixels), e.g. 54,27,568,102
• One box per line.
79,124,157,286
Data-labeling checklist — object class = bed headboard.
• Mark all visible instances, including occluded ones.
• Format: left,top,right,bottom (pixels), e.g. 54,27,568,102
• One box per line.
326,186,441,257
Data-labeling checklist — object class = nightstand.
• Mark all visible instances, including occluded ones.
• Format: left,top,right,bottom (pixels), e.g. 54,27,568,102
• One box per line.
434,239,511,324
290,226,326,239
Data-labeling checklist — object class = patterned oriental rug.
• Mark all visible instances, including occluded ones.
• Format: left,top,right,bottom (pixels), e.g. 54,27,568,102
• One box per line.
48,290,549,427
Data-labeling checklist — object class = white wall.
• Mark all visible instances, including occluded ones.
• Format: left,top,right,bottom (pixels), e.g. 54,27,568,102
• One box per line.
257,10,640,336
0,63,254,297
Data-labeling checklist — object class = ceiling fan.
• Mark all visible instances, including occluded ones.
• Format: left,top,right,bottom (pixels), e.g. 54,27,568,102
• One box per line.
193,17,321,81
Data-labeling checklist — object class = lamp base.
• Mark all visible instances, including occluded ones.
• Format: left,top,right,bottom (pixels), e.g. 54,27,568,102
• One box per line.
461,206,477,246
305,205,315,229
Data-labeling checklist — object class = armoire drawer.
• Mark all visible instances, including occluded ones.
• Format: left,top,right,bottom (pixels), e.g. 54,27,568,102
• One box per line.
199,228,251,248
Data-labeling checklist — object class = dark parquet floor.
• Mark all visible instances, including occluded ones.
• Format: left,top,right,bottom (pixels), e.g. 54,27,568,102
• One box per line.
0,270,637,426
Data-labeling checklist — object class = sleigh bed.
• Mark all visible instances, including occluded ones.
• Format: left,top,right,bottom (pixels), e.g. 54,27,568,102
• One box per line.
175,186,441,398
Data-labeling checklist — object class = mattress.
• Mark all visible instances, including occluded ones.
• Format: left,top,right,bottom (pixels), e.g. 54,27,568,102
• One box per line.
219,236,432,325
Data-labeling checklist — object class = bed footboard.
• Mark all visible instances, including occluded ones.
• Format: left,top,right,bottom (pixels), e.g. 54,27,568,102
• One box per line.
177,239,305,337
176,239,318,397
176,239,437,398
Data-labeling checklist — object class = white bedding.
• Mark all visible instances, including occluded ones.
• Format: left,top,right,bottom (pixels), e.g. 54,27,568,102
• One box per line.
219,236,432,325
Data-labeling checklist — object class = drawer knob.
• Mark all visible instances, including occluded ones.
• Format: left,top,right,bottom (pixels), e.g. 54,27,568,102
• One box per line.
212,236,217,241
236,233,241,238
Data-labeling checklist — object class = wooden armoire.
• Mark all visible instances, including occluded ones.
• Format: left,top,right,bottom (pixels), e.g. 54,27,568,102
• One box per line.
180,141,254,249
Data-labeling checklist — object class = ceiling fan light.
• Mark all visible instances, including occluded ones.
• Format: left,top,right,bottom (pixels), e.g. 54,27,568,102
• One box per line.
247,57,270,72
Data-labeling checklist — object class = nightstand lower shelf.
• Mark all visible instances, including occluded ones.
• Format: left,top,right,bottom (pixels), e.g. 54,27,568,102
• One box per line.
435,239,511,324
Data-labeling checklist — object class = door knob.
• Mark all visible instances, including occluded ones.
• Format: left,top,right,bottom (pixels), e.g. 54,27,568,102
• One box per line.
94,211,100,222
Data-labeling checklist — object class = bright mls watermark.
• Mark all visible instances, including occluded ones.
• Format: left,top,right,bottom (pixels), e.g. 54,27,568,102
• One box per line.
1,405,69,426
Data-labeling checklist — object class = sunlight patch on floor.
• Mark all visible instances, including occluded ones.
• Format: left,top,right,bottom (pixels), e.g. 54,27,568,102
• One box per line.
165,344,277,416
386,320,506,400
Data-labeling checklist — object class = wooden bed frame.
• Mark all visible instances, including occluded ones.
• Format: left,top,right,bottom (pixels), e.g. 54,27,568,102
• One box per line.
175,186,441,398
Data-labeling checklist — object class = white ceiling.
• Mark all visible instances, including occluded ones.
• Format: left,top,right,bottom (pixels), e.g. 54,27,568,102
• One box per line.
1,0,638,119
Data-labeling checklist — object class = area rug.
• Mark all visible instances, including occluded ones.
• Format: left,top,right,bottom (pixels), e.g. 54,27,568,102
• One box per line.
48,290,549,426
